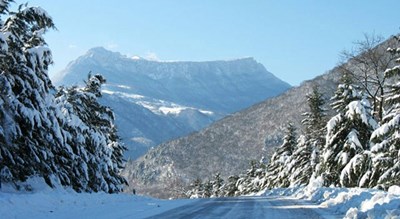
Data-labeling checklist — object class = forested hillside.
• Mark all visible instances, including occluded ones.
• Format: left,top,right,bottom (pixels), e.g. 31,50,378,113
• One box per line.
124,35,400,198
185,35,400,199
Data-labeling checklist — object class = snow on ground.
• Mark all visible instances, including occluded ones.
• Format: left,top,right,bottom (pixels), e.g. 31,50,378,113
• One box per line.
2,177,400,219
261,177,400,219
0,178,195,219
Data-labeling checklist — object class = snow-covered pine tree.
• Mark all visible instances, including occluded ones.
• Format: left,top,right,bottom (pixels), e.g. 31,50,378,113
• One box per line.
330,73,361,112
211,173,223,197
186,178,203,198
366,36,400,189
302,86,327,148
0,1,72,187
55,74,126,193
287,86,326,186
221,175,239,197
320,73,377,187
265,122,296,189
235,160,266,195
203,180,212,198
287,135,313,186
0,1,126,193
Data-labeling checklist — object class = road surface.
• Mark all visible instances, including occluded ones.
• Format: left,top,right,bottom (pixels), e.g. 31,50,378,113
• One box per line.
145,196,342,219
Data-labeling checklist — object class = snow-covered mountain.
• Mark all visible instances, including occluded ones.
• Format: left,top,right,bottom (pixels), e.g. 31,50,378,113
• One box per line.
54,47,291,159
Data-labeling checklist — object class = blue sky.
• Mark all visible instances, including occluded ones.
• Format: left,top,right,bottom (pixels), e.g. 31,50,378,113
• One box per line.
29,0,400,85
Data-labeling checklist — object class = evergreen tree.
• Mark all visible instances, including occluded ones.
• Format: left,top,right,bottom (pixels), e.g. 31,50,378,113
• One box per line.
0,1,71,187
330,73,361,112
235,160,266,195
288,86,326,186
221,175,239,197
186,178,203,198
319,74,377,187
287,135,313,186
203,181,212,198
55,74,127,193
366,36,400,189
211,173,224,197
265,122,296,188
302,86,327,146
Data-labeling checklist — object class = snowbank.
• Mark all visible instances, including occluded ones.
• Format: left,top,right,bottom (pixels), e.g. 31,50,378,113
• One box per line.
262,178,400,219
0,178,194,219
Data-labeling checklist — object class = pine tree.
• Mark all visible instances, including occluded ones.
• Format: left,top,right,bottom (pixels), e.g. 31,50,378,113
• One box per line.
366,36,400,189
221,175,239,197
235,160,266,195
0,1,126,193
302,86,327,147
320,73,377,187
265,122,296,188
287,135,313,186
288,86,326,186
330,73,361,112
0,1,71,187
55,74,127,193
203,181,212,198
186,178,203,198
211,173,224,197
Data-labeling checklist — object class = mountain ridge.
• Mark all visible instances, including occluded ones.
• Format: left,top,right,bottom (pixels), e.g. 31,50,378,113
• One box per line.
55,47,291,159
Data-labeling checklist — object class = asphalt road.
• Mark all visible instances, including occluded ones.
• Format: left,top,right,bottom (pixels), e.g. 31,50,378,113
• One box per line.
144,196,342,219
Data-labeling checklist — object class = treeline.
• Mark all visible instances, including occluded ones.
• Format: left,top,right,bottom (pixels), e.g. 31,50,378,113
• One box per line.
0,1,126,193
187,34,400,198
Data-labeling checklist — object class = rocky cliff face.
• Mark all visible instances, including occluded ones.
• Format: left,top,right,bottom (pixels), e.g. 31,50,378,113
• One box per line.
55,47,291,159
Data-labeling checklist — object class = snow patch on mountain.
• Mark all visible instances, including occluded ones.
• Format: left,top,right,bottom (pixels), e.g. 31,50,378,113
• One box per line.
102,88,214,116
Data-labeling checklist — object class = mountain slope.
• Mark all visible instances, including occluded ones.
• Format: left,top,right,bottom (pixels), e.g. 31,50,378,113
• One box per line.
54,47,291,159
122,69,339,198
123,37,400,198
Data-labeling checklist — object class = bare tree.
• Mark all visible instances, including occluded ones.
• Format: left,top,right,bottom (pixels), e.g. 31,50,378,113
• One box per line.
339,33,399,122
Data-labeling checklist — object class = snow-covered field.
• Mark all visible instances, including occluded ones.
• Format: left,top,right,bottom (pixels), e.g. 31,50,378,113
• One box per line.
261,178,400,219
1,177,399,219
0,178,195,219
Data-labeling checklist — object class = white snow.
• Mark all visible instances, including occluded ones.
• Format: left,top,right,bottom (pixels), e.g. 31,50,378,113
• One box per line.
0,178,194,219
101,89,214,116
116,85,131,89
2,177,400,218
199,109,214,115
131,55,142,60
326,114,341,136
102,89,144,99
262,178,400,219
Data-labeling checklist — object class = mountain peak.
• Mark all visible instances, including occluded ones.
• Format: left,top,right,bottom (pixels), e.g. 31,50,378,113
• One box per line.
85,47,124,59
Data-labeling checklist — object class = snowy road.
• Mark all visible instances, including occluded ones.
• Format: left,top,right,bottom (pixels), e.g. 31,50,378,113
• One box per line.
144,196,342,219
